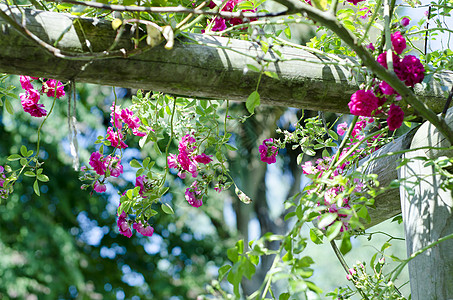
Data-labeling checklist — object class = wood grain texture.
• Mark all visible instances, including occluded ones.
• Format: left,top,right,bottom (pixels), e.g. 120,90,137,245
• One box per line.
357,128,417,228
399,107,453,300
0,5,452,113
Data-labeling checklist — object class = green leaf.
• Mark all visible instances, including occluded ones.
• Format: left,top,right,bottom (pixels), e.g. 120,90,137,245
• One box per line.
112,18,123,30
246,64,261,73
322,149,330,157
249,254,259,265
7,154,21,161
246,91,260,114
381,241,391,252
19,158,27,166
312,0,327,10
284,26,291,39
243,259,256,280
264,71,279,79
236,240,244,253
33,180,40,196
218,265,231,282
20,145,27,157
310,227,324,245
317,213,337,229
143,157,151,168
26,150,34,157
235,187,251,204
328,129,339,140
4,98,13,115
284,211,296,221
130,159,142,168
236,0,254,10
326,221,342,241
37,174,49,182
279,292,290,300
24,171,35,177
227,247,239,263
340,233,352,255
161,203,174,214
296,153,304,165
225,144,237,151
305,281,323,294
305,148,316,156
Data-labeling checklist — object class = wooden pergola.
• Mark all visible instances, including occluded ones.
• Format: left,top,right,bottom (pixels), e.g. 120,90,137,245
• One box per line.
1,5,452,299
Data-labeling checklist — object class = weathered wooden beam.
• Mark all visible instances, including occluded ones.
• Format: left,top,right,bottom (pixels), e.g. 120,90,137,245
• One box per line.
0,5,452,113
357,128,417,228
399,107,453,299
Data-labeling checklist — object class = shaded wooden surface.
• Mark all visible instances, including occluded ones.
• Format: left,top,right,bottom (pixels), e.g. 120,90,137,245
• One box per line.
357,128,417,228
0,5,452,113
399,107,453,300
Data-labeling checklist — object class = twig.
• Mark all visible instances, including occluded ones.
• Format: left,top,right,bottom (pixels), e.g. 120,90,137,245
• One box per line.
44,0,288,19
424,5,431,56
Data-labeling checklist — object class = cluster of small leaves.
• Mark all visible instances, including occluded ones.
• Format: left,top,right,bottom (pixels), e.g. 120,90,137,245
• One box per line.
213,232,323,299
328,243,407,299
277,115,337,163
6,145,49,197
0,74,16,115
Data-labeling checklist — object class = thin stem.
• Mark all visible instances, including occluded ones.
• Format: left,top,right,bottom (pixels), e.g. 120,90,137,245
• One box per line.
441,84,453,118
383,0,394,73
175,1,208,30
44,0,287,19
330,240,349,273
424,5,432,56
330,241,370,300
161,99,177,186
36,91,58,158
273,0,453,144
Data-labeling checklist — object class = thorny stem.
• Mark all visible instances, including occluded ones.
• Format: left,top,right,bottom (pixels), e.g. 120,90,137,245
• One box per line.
273,0,453,145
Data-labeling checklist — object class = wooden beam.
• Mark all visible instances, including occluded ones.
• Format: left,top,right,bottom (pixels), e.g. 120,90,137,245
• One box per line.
357,128,417,228
0,5,452,113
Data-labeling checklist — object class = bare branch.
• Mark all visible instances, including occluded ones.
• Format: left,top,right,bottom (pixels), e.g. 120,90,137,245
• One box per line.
45,0,288,19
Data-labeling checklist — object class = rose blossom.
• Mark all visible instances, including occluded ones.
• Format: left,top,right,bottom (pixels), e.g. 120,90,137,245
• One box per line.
387,104,404,130
42,79,65,99
259,138,278,164
401,17,410,27
117,210,132,238
348,90,379,117
133,221,154,237
391,31,406,55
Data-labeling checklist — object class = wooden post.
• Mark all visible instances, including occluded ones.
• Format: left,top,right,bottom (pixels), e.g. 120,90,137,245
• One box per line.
399,108,453,299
